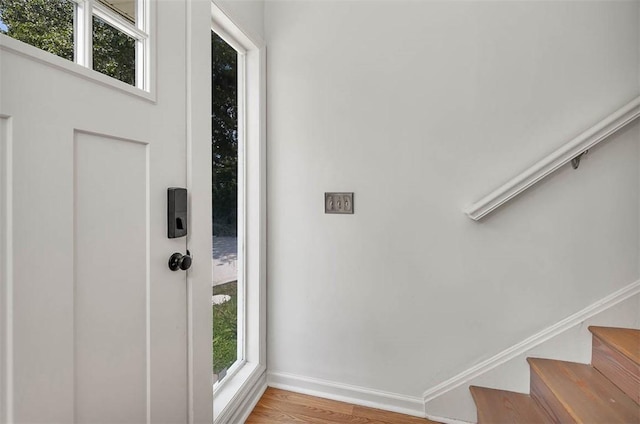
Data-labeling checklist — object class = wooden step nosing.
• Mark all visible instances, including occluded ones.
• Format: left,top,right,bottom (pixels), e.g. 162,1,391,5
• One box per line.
592,333,639,366
588,326,640,364
591,336,640,403
529,358,639,422
528,359,587,422
530,368,575,423
534,376,581,422
471,385,553,424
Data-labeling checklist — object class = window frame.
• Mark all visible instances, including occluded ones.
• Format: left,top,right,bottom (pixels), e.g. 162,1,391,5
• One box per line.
74,0,150,90
0,0,154,99
210,3,266,422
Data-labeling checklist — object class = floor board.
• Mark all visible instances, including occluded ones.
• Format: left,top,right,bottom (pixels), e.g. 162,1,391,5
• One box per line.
245,388,439,424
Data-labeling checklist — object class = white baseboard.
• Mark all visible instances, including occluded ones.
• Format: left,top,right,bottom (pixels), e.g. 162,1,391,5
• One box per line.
267,371,425,418
425,414,474,424
262,279,640,424
422,278,640,403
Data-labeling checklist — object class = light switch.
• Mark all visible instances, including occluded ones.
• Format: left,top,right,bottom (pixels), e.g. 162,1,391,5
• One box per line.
325,192,354,214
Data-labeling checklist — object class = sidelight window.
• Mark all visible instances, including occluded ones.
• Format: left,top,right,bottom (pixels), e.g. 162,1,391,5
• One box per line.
211,30,242,385
210,6,265,417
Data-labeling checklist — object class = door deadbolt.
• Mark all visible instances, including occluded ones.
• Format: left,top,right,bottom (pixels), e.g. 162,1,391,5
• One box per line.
168,250,192,271
168,188,188,238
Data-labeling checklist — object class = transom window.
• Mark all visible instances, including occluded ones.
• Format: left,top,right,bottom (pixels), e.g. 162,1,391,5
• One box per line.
0,0,149,89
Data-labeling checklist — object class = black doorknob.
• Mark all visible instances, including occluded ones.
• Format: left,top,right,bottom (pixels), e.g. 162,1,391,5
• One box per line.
168,250,192,271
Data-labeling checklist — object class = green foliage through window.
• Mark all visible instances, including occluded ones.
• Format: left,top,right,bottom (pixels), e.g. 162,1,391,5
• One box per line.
93,16,135,86
213,281,237,376
212,31,239,380
0,0,74,61
212,32,238,237
0,0,137,86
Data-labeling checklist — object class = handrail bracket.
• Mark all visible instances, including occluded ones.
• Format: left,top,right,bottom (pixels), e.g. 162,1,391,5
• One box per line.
571,150,588,170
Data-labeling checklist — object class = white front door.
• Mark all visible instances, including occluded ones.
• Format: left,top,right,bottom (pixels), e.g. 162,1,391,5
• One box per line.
0,1,211,423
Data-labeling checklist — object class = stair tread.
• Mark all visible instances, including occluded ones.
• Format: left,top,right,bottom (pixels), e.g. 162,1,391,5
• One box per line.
470,386,553,424
527,358,639,423
589,326,640,365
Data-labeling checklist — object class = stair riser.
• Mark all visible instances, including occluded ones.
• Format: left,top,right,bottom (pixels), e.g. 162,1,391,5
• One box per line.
469,388,489,424
592,335,640,404
530,369,576,423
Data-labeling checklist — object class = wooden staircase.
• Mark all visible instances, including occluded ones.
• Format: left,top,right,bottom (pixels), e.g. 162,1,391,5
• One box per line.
470,326,640,423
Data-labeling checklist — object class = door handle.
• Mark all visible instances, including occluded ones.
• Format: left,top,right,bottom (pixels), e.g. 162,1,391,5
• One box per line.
168,250,192,271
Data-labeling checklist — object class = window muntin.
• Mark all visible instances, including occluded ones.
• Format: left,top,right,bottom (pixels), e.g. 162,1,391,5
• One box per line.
0,0,148,89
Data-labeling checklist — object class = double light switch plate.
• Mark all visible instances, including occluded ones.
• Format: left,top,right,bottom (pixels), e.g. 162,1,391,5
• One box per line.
325,192,354,214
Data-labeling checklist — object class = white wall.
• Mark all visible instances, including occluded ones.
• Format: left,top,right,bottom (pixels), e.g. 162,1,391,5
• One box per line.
214,0,264,42
265,0,639,414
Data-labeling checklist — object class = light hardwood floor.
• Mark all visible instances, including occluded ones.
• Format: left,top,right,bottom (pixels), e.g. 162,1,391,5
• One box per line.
246,388,439,423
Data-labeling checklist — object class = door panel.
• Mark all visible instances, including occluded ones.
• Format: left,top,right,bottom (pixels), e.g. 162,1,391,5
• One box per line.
74,132,148,423
0,0,210,422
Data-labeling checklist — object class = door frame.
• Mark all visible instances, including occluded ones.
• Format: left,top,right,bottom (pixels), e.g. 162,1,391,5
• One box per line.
187,1,267,423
